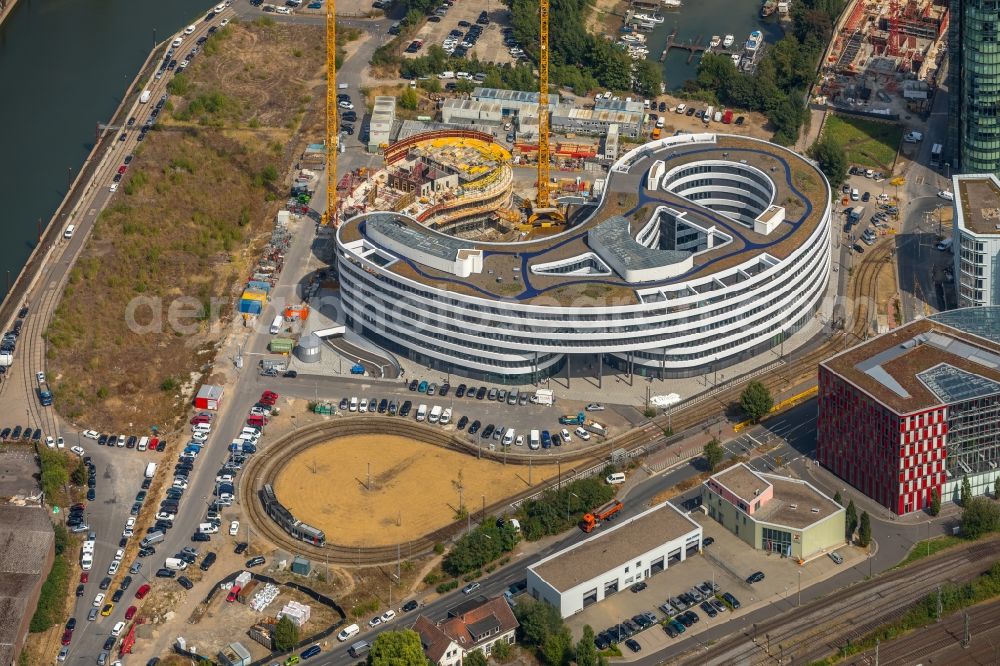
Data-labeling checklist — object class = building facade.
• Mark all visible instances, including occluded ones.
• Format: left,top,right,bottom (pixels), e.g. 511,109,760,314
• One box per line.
527,502,702,618
702,464,846,559
817,308,1000,514
413,597,518,664
335,133,832,383
953,174,1000,307
948,0,1000,174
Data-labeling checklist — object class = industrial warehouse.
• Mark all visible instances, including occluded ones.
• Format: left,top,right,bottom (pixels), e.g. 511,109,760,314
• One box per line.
526,502,702,618
335,132,832,383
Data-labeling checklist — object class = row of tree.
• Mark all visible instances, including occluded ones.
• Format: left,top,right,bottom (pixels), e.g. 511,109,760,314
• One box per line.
516,476,616,541
516,600,608,665
442,519,520,576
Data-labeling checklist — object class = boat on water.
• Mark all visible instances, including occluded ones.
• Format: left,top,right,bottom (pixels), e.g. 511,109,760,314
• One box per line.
709,35,721,48
731,53,741,66
660,82,667,94
722,34,735,48
761,0,777,16
662,0,682,8
633,12,665,23
745,30,763,52
635,20,656,30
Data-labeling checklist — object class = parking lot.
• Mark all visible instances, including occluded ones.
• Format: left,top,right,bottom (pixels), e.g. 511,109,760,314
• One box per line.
403,0,517,65
565,508,866,659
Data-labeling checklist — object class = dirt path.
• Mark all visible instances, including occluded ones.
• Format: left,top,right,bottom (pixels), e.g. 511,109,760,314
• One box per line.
586,0,625,34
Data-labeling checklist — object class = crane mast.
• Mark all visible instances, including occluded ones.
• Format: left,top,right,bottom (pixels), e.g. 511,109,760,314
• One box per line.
325,0,338,225
536,0,550,208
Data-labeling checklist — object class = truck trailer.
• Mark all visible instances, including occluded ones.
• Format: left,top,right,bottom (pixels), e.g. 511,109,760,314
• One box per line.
580,499,624,533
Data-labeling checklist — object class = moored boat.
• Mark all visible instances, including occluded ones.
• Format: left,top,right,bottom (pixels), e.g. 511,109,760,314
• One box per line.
722,34,734,48
709,35,721,48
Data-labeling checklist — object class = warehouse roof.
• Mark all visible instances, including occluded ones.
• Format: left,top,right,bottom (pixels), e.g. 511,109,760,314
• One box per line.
0,505,54,666
367,213,475,261
707,464,842,529
529,502,701,593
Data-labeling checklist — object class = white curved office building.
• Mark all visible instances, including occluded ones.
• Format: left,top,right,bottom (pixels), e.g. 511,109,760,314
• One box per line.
335,133,832,383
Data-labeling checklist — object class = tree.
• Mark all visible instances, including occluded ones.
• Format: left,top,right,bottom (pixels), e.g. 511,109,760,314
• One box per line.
273,616,299,652
833,491,843,506
858,511,872,547
632,59,662,98
703,438,725,472
463,650,488,666
929,488,941,517
962,476,973,506
398,87,418,111
541,626,573,666
961,496,1000,539
846,500,858,541
576,625,607,666
515,599,564,648
994,476,999,500
810,135,847,189
740,381,774,423
71,463,88,487
368,630,427,666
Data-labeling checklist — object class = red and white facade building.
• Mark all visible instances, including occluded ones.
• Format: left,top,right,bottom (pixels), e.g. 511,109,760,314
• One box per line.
818,309,1000,515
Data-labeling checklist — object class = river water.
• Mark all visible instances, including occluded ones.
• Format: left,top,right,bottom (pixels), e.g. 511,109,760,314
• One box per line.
0,0,210,300
646,0,785,89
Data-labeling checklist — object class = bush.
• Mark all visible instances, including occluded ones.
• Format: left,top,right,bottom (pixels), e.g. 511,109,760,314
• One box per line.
443,520,519,576
517,477,615,541
38,447,69,501
273,615,299,651
739,381,773,423
435,580,459,594
29,555,70,632
399,87,418,110
160,377,179,392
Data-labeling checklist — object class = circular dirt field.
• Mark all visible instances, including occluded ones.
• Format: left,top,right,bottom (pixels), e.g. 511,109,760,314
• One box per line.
272,434,559,547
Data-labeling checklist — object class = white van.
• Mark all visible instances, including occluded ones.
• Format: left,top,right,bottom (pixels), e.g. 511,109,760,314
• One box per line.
655,117,665,129
529,430,540,450
138,436,149,452
164,557,188,571
198,523,219,534
337,624,361,642
440,408,452,425
184,24,197,35
64,224,76,239
337,83,349,90
850,188,860,201
140,89,152,103
428,405,442,424
349,397,358,412
502,429,515,446
606,472,626,485
270,314,283,334
675,103,687,114
192,422,211,434
438,71,455,79
416,404,428,422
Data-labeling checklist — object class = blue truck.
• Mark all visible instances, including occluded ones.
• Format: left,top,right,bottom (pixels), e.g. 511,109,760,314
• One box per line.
36,373,53,407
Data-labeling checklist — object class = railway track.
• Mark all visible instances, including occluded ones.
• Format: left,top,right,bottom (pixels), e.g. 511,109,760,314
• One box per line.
240,418,605,566
677,536,1000,665
244,242,895,565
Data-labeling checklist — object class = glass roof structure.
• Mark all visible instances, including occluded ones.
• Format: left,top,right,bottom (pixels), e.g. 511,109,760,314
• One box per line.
917,363,1000,403
930,307,1000,345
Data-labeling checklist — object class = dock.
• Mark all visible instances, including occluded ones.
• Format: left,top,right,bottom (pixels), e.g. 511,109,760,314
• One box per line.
658,29,708,64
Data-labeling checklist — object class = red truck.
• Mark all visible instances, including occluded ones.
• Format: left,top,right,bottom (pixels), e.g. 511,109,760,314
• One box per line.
580,499,624,533
722,110,734,124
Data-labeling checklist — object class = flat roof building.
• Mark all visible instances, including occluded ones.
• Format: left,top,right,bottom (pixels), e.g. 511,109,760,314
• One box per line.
952,174,1000,307
471,87,559,117
550,105,643,139
0,506,55,666
368,96,396,152
702,464,845,559
818,308,1000,513
526,502,702,617
441,99,503,129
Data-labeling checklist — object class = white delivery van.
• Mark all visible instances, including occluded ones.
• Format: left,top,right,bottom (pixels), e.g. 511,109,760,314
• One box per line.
64,224,75,239
164,557,188,571
270,314,283,334
144,462,157,479
606,472,627,485
137,436,149,451
703,105,714,123
655,117,665,129
81,553,93,571
440,408,452,425
140,90,152,104
337,624,361,642
198,523,219,534
416,404,428,422
428,405,442,424
349,396,358,411
529,430,540,450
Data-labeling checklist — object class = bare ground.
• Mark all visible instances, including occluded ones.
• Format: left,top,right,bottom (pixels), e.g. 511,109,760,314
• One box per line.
46,20,326,432
272,434,559,547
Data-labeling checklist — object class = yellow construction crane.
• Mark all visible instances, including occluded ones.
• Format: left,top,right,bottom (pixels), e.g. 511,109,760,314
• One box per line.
527,0,564,226
324,0,338,226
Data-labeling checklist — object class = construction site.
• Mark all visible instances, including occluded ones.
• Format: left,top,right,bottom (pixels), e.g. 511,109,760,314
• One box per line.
817,0,948,118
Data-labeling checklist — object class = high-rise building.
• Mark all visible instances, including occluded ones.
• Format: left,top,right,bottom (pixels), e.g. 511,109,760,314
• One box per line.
952,174,1000,307
948,0,1000,174
817,308,1000,515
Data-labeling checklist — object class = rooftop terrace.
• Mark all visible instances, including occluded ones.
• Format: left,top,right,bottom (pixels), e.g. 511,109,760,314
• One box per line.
955,174,1000,236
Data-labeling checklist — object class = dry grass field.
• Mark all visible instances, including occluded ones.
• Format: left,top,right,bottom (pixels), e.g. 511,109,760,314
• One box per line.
273,434,559,547
46,20,326,430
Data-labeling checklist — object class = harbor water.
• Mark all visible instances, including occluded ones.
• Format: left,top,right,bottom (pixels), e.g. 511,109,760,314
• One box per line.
0,0,210,300
646,0,785,89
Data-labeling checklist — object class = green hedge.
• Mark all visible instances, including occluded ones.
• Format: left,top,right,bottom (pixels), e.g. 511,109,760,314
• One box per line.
29,554,70,632
516,477,615,541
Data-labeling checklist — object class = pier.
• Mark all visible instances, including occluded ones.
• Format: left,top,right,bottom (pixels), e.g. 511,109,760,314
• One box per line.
658,29,709,64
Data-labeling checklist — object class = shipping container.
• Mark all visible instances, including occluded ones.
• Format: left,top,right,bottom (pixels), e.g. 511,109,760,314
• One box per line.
269,338,294,353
